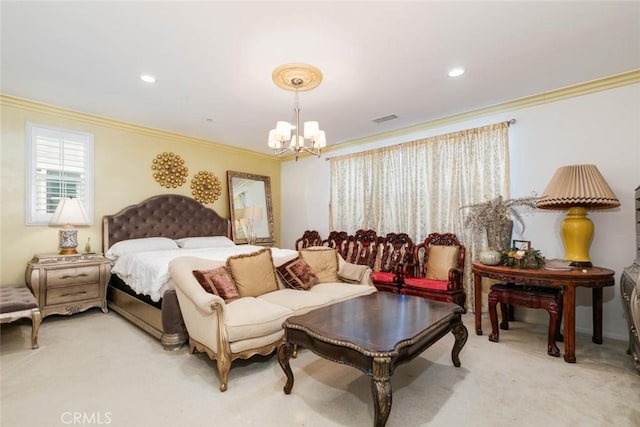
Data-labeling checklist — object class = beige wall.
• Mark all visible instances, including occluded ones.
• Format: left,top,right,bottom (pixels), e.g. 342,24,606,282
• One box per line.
0,96,281,285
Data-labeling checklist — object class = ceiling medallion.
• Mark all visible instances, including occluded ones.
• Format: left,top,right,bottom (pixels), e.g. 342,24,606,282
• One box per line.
272,63,323,92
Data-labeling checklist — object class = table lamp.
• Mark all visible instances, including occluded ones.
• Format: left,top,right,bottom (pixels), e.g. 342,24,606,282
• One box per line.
49,198,90,255
536,164,620,267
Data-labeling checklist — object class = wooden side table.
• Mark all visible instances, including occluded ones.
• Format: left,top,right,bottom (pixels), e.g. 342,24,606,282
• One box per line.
26,253,111,319
471,261,615,363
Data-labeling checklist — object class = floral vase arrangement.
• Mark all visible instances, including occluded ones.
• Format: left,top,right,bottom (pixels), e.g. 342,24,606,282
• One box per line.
461,194,539,252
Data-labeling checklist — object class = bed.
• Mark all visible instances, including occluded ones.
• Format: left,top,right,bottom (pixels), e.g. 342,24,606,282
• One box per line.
102,194,234,349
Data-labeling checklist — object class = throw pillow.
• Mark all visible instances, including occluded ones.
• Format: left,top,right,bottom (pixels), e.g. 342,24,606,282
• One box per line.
276,257,318,290
426,245,459,281
299,247,339,283
226,248,279,297
192,267,240,301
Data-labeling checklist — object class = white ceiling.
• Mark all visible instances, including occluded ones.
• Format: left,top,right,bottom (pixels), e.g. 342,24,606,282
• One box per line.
2,1,639,155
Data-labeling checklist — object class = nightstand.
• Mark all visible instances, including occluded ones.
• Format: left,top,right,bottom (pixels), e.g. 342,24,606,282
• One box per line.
26,253,111,319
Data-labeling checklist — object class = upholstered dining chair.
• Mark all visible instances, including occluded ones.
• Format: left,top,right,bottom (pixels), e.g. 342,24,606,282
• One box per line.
401,232,466,312
371,233,414,293
294,230,323,250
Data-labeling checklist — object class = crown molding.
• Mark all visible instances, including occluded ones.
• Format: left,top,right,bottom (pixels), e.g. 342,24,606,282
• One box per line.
0,94,277,161
3,69,638,163
322,69,640,155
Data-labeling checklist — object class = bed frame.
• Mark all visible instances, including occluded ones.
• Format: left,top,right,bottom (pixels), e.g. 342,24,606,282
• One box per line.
102,194,231,350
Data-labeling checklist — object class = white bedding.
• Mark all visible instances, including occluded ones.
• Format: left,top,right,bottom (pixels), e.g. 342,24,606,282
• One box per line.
111,245,298,302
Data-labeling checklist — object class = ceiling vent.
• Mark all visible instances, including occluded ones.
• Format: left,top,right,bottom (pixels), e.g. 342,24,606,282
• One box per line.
372,114,398,124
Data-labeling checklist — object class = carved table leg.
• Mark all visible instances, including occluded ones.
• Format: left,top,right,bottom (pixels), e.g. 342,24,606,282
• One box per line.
371,357,392,427
451,319,468,367
592,287,604,344
488,294,500,343
563,285,576,363
473,271,483,335
278,342,295,394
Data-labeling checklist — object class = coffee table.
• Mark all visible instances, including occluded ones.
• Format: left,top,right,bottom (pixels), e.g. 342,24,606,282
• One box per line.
277,292,468,427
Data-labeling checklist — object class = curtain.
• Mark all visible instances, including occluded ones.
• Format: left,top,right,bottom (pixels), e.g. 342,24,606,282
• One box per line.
330,122,510,309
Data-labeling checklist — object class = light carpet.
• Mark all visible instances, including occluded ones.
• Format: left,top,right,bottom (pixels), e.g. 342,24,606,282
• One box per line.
1,309,639,427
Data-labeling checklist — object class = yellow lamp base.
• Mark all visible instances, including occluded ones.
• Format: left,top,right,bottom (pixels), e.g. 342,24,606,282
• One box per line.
561,206,593,267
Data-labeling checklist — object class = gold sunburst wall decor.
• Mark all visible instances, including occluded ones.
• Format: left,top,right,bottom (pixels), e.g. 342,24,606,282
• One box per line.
151,152,188,188
191,171,222,204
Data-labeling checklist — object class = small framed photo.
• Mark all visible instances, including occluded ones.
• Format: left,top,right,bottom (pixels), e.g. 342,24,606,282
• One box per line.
513,240,531,251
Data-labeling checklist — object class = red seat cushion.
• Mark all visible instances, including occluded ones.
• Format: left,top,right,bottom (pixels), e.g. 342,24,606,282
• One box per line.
371,271,397,283
403,277,450,291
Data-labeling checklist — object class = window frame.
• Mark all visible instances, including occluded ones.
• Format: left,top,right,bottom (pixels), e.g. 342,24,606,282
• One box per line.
25,122,94,225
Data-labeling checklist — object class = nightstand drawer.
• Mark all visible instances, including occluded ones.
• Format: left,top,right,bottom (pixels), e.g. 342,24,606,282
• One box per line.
46,265,101,287
46,284,101,305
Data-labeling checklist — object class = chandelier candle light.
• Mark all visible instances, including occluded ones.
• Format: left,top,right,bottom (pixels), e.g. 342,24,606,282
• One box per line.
536,164,620,267
268,63,326,160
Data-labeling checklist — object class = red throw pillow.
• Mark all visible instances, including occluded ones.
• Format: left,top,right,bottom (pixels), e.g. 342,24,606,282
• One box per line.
276,257,319,290
192,267,240,301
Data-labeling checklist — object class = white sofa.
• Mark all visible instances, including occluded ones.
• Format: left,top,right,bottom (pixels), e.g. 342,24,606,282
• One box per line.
169,251,376,391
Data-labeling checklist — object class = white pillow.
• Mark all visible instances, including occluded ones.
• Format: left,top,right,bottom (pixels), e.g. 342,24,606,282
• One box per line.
175,236,236,249
105,237,179,260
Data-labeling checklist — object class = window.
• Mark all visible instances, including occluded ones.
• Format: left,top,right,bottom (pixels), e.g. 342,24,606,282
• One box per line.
26,123,94,225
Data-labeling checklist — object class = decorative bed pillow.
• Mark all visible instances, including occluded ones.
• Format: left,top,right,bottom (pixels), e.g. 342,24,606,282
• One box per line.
276,257,318,290
299,247,339,283
176,236,236,249
426,245,459,281
105,237,179,260
192,267,240,301
226,248,279,297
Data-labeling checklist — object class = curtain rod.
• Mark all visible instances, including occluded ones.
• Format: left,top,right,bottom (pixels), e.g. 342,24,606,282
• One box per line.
324,118,517,161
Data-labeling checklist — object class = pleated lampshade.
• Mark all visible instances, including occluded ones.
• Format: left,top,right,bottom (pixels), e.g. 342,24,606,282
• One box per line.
537,164,620,210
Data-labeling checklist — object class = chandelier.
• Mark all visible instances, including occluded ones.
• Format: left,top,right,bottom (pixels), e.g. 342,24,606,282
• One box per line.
268,63,326,160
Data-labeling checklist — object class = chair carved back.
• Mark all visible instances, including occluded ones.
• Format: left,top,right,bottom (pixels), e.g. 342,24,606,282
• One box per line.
377,233,414,275
347,229,378,267
413,232,465,280
295,230,323,250
322,231,350,260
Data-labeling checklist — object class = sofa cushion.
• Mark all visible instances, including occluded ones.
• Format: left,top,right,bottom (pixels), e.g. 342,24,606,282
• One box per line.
192,267,240,301
426,246,459,281
224,297,293,342
371,271,397,284
258,289,333,314
226,248,279,297
309,282,376,303
276,256,318,290
299,247,339,283
404,277,450,291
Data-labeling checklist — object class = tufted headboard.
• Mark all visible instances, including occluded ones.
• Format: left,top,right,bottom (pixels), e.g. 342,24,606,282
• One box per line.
102,194,231,253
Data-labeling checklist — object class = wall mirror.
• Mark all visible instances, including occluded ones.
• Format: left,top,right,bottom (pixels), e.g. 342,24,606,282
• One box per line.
227,171,275,245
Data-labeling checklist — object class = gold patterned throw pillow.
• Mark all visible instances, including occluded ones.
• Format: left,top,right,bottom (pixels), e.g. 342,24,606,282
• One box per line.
426,246,459,281
226,248,279,297
299,247,339,283
192,266,240,301
276,257,319,290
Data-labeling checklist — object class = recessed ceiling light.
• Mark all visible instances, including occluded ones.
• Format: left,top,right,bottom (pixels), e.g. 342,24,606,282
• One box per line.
448,68,465,78
140,74,156,83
